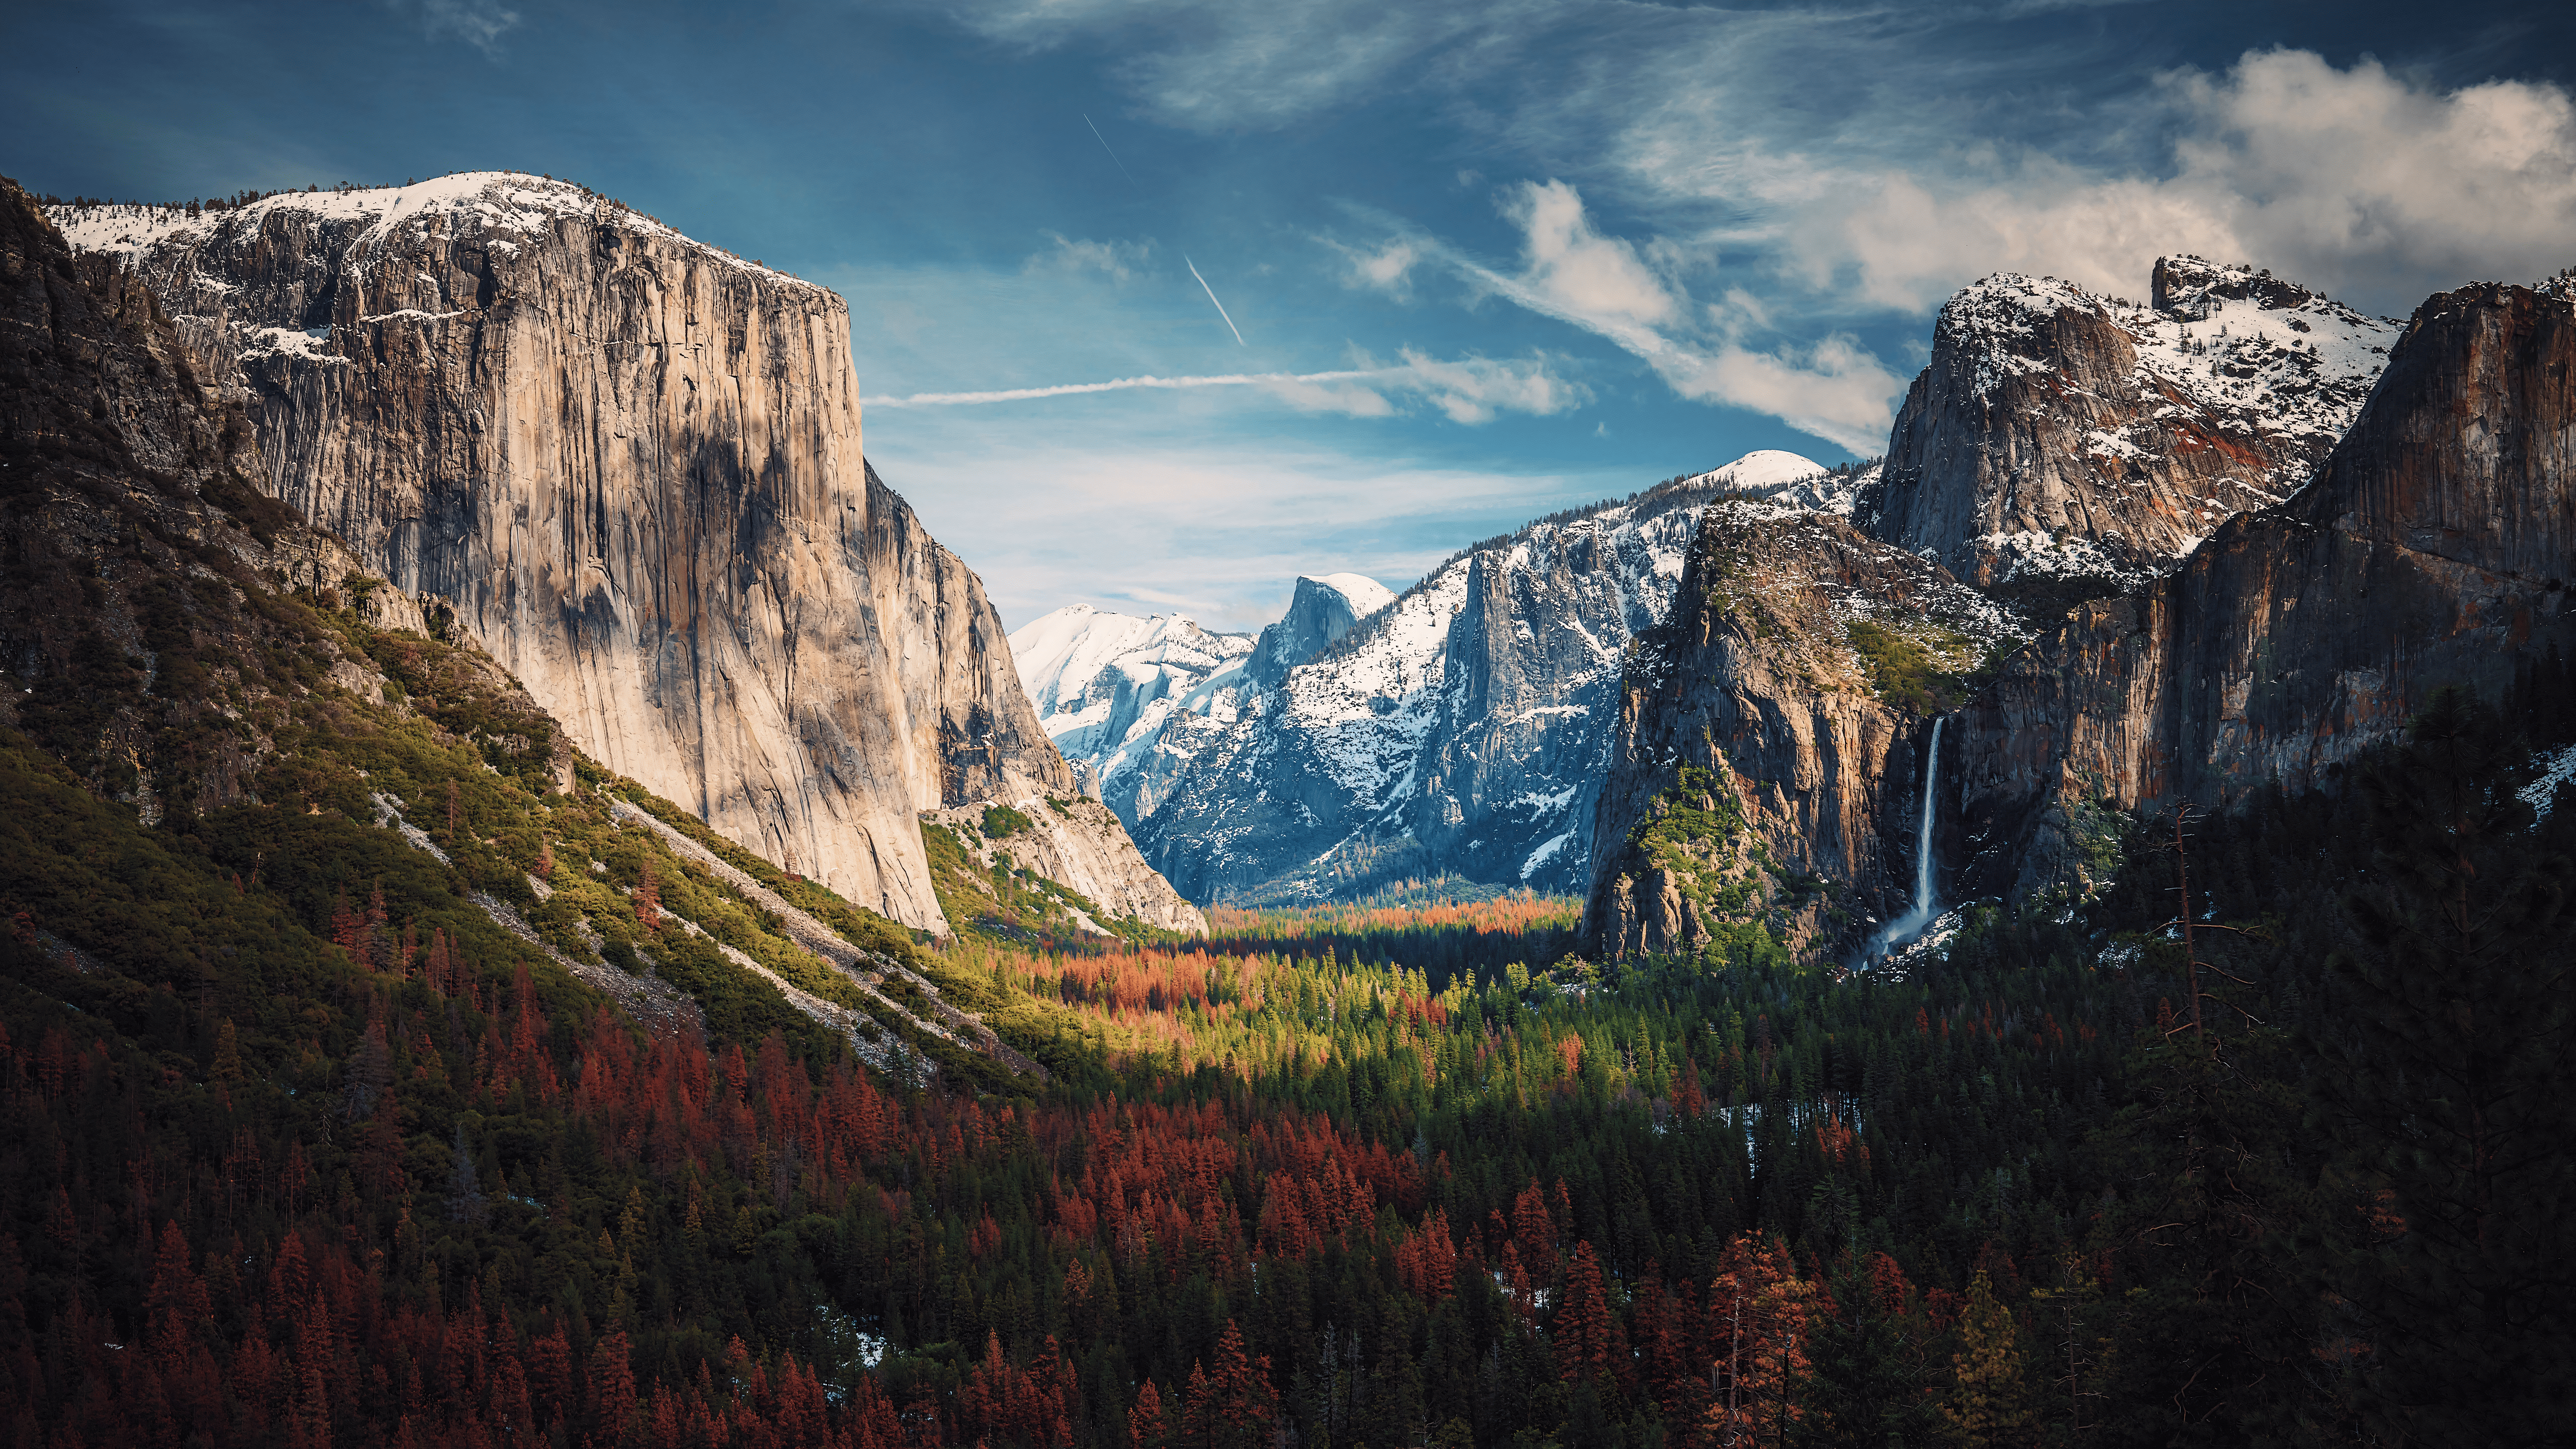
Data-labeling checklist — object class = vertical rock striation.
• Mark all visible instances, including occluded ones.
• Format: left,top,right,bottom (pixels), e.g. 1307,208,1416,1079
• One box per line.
1579,505,2018,959
1955,279,2576,900
50,177,1103,932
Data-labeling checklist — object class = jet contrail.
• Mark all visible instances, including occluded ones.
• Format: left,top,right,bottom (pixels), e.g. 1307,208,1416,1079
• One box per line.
869,368,1381,408
1184,254,1247,346
1081,113,1138,186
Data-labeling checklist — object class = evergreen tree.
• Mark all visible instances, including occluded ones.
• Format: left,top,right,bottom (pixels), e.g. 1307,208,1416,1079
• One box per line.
2311,688,2576,1444
1939,1269,2031,1448
1795,1250,1937,1448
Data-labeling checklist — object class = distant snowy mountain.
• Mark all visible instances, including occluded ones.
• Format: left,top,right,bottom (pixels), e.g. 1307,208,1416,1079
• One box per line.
1008,606,1255,821
1124,458,1824,903
1247,574,1397,688
1675,449,1876,515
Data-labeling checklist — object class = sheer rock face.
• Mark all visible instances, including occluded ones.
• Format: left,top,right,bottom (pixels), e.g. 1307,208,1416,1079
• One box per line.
1579,506,2020,959
1858,260,2396,606
1955,280,2576,900
50,177,1094,932
1245,574,1391,688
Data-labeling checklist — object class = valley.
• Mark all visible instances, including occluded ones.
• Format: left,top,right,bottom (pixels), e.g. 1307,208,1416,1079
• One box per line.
3,163,2569,1449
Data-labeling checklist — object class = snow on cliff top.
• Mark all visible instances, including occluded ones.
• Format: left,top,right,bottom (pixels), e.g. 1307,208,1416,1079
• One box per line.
1303,573,1397,618
1684,449,1824,493
1009,604,1249,718
1941,262,2397,490
46,172,830,295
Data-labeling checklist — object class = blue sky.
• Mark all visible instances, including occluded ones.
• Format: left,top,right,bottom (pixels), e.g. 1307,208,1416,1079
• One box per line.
10,0,2575,629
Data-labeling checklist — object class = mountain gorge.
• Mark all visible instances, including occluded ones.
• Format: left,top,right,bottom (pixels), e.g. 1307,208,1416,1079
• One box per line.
1062,249,2570,974
49,176,1160,934
7,145,2573,1449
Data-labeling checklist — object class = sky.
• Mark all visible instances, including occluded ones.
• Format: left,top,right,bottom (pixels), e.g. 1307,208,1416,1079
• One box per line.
10,1,2576,631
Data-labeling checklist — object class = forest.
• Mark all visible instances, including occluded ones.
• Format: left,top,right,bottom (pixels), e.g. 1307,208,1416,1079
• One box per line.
4,657,2569,1446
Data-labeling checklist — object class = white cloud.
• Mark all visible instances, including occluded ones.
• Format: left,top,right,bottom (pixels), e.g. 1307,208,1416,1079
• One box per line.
405,0,519,54
1501,180,1678,328
1393,347,1585,424
869,428,1599,630
1391,182,1904,450
948,0,2576,317
1027,231,1154,282
1619,47,2576,316
935,0,1541,131
1333,238,1423,298
867,352,1585,425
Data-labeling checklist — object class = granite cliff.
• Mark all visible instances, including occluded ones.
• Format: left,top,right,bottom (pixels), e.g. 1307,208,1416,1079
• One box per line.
1954,277,2576,901
49,175,1186,934
1857,258,2397,609
1579,504,2017,959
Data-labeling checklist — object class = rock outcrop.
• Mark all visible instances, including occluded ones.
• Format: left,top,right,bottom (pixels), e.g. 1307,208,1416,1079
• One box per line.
48,176,1154,933
1858,259,2397,608
1579,504,2019,959
919,797,1208,933
1954,278,2576,901
1245,574,1394,688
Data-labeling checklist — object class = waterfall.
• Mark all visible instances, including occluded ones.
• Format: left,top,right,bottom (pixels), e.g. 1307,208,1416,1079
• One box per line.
1873,715,1945,958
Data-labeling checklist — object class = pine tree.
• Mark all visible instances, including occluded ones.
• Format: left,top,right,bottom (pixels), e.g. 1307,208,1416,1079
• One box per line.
1795,1249,1936,1447
1938,1269,2031,1448
2311,687,2576,1442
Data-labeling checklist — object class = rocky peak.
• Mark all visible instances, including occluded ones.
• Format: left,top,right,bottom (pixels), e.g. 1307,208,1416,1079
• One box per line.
1954,277,2576,902
1009,604,1255,820
1129,464,1786,903
1246,573,1394,688
1858,262,2397,610
2150,254,2335,320
1580,500,2022,960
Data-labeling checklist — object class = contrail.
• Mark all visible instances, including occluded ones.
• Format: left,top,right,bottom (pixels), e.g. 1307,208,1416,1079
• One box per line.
869,368,1382,408
1081,113,1138,186
1185,254,1247,346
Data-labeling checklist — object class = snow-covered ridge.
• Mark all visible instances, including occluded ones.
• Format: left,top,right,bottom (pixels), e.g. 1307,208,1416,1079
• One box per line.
1133,454,1798,901
1008,605,1256,817
46,172,831,296
1942,264,2395,500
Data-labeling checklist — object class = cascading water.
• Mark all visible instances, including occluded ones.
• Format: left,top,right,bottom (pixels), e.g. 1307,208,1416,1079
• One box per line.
1872,715,1945,959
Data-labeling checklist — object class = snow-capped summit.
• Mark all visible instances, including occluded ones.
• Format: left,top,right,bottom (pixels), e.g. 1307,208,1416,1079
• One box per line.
1131,463,1814,903
47,173,822,292
1860,257,2399,601
1685,449,1823,493
1008,606,1254,818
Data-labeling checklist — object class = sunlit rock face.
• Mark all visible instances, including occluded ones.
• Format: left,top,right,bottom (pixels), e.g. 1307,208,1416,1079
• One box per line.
53,176,1140,932
1578,505,2019,960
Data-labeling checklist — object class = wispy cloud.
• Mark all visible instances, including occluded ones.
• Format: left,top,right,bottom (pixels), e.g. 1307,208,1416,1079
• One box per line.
872,429,1601,629
868,352,1587,424
1355,181,1904,450
392,0,520,55
1025,232,1153,282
